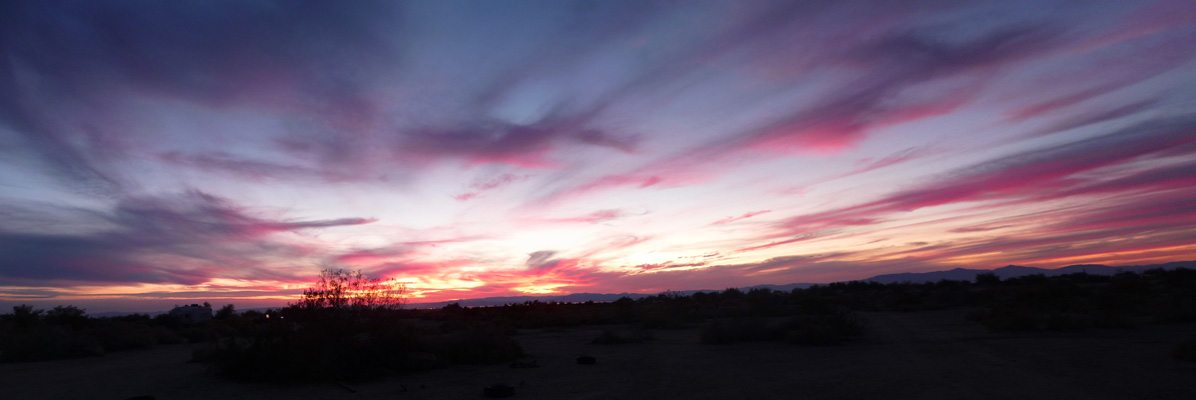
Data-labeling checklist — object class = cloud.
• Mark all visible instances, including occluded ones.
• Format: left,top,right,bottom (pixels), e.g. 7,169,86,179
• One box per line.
1046,159,1196,200
334,248,412,266
0,233,187,285
857,180,1196,267
0,0,403,189
108,191,375,241
398,119,639,168
526,251,559,270
635,262,707,272
1006,85,1126,121
1027,98,1162,137
158,152,357,182
540,209,629,225
526,12,1124,203
3,1,1195,310
0,288,69,300
921,196,1196,266
0,191,375,286
735,24,1061,154
775,115,1196,236
949,225,1013,234
370,259,475,280
592,252,876,293
736,234,822,253
712,210,772,225
454,173,528,201
0,0,399,115
1094,0,1196,46
847,147,935,175
1054,190,1196,233
328,235,491,273
1005,26,1196,122
404,251,616,297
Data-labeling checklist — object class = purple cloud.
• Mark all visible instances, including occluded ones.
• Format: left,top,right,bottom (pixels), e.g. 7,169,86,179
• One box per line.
776,115,1196,236
0,191,375,286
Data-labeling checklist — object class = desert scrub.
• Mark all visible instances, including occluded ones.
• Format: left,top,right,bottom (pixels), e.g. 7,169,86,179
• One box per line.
592,328,654,344
699,317,772,344
0,327,105,362
780,313,865,346
698,313,865,345
430,327,524,365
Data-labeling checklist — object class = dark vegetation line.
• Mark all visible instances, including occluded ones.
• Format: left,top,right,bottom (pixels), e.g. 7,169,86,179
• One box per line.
2,268,1194,381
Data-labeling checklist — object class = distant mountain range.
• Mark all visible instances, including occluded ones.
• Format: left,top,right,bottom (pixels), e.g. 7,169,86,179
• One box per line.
408,261,1196,308
404,282,816,309
89,261,1195,316
863,260,1196,284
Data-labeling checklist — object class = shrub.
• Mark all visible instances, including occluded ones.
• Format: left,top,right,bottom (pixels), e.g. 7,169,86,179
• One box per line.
94,322,159,351
699,312,865,346
592,328,654,345
699,318,773,344
204,295,522,381
639,308,689,329
431,327,524,365
294,268,407,312
781,313,865,346
1,327,104,362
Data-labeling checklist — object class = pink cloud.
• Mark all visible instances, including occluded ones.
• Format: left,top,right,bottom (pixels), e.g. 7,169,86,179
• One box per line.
335,250,406,266
1006,29,1196,123
0,191,374,287
711,210,772,225
537,209,628,225
949,224,1013,234
1076,0,1196,52
779,116,1196,235
397,118,639,170
735,234,821,253
158,152,358,182
531,164,721,208
1005,86,1117,121
635,262,707,272
454,173,528,201
372,259,477,280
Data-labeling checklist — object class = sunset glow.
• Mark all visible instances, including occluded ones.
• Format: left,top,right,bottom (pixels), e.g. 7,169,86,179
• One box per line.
2,0,1195,312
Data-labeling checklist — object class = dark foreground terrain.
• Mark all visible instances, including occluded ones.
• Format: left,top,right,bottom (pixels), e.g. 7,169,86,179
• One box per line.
3,308,1194,400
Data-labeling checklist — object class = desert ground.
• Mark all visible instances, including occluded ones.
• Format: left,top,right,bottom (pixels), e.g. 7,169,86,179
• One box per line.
3,309,1195,400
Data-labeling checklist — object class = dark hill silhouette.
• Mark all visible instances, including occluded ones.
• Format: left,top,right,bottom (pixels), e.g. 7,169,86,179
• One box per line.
88,261,1195,315
405,283,819,309
866,260,1196,284
403,261,1192,308
411,261,1191,307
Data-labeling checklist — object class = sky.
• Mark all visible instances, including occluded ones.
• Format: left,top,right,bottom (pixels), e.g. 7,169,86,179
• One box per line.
2,0,1195,313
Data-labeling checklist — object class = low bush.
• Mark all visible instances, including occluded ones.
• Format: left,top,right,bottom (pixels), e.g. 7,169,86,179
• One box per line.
431,328,523,365
201,308,523,382
699,317,772,344
93,322,159,352
592,328,654,344
781,313,865,346
699,312,864,345
0,328,104,362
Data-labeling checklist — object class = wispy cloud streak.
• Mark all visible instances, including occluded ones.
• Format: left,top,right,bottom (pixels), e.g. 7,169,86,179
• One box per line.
1,0,1195,311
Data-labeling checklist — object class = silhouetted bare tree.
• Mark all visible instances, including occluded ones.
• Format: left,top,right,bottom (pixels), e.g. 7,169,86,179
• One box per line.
295,268,407,311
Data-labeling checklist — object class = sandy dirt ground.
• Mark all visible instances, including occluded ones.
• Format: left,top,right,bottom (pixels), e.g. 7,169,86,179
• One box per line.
4,309,1196,399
